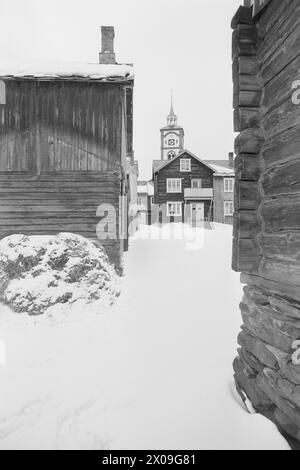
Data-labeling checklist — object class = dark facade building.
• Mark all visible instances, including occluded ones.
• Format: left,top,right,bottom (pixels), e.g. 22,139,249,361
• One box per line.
152,103,235,225
0,27,134,272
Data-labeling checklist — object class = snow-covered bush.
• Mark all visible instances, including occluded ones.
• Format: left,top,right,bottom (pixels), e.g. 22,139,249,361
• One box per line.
0,233,119,315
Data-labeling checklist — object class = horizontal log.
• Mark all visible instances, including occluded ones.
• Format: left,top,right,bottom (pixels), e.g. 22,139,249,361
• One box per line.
234,356,273,411
261,196,300,232
234,107,260,132
261,160,300,197
258,257,300,287
235,180,261,210
232,237,260,273
260,7,300,85
234,210,260,239
262,124,300,170
232,24,258,60
231,6,253,29
233,90,262,108
260,233,300,262
262,96,300,141
0,172,121,182
241,273,300,303
235,153,262,181
238,329,279,369
235,128,265,154
240,298,300,352
257,369,300,429
233,56,260,76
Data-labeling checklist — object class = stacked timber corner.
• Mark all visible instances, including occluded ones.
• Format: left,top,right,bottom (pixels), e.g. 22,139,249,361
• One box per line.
0,27,135,273
232,0,300,445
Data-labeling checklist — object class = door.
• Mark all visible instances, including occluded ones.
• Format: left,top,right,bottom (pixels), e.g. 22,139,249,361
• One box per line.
191,202,204,227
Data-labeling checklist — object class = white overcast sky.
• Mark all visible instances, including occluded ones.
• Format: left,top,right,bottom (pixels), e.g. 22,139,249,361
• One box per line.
0,0,242,179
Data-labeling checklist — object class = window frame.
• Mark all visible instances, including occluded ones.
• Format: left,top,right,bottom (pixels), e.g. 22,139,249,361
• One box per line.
191,178,202,189
167,201,182,217
224,178,235,193
166,178,182,193
224,201,234,216
180,159,191,172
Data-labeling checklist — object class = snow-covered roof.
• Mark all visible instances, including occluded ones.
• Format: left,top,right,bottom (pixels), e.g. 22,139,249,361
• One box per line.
0,60,134,82
137,181,154,196
209,164,235,176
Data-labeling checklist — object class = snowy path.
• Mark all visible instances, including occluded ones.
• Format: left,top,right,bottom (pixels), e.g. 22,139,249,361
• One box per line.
0,224,289,450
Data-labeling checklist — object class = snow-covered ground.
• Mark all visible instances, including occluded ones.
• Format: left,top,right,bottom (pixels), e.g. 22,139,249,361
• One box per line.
0,224,289,450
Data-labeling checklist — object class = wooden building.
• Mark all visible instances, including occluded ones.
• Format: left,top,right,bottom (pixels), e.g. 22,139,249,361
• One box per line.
137,180,154,226
0,27,134,272
152,103,235,225
232,0,300,446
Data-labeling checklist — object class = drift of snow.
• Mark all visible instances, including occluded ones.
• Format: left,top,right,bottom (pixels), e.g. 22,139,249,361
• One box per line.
0,224,289,450
0,233,119,315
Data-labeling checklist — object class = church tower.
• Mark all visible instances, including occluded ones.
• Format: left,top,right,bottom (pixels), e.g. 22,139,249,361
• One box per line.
160,96,184,160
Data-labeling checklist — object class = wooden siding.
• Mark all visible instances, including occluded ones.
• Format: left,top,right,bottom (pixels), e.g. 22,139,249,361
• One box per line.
232,1,300,445
155,154,213,201
0,171,122,269
213,176,234,225
0,79,131,271
0,80,123,173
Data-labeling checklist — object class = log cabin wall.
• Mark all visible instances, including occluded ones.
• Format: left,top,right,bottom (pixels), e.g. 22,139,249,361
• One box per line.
232,0,300,444
0,79,131,272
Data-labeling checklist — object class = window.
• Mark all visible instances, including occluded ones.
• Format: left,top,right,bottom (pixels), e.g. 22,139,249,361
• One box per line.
167,202,182,217
224,178,234,193
167,178,182,193
191,179,202,189
180,159,191,172
137,197,143,206
0,80,6,105
224,201,234,216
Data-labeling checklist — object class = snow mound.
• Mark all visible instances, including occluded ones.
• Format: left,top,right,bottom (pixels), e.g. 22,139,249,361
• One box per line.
0,233,119,315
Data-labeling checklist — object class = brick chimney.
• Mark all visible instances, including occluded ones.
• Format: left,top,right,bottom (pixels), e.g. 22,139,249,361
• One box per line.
229,152,234,169
99,26,116,64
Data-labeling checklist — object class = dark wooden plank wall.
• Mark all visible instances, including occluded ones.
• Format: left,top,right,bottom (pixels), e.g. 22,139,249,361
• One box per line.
0,79,128,271
232,0,300,445
155,155,214,221
156,154,214,202
0,80,123,173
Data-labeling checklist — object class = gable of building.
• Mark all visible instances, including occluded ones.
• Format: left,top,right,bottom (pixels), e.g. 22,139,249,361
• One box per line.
153,150,216,175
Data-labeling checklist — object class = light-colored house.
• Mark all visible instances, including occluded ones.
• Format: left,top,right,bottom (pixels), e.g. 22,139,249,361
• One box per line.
137,181,154,226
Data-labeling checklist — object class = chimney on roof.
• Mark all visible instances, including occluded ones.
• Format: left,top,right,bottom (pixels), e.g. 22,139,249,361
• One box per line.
99,26,116,64
229,152,234,169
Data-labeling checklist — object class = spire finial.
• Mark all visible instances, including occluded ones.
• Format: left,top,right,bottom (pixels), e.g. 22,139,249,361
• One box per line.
167,90,177,126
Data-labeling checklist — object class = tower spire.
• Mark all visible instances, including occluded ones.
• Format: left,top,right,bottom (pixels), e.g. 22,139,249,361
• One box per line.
167,91,177,126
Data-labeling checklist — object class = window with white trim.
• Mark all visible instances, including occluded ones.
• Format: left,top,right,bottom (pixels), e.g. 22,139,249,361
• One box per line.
180,159,191,172
224,201,234,216
167,202,182,217
191,179,202,189
137,197,143,206
224,178,234,193
167,178,182,193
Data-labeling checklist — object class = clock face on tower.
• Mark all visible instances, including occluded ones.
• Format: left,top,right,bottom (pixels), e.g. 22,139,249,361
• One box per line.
168,139,175,146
